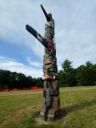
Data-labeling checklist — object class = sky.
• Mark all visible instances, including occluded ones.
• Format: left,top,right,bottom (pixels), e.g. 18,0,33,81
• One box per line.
0,0,96,77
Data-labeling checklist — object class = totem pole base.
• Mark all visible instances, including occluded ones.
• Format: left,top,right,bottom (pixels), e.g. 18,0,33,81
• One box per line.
40,79,60,121
40,96,60,121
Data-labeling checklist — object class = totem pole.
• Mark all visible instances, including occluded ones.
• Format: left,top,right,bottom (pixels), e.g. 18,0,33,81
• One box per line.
26,4,60,121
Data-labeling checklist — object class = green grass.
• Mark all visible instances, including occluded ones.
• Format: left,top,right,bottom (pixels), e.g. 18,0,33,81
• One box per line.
0,86,96,128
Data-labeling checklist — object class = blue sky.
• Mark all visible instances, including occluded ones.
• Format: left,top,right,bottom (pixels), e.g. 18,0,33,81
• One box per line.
0,0,96,77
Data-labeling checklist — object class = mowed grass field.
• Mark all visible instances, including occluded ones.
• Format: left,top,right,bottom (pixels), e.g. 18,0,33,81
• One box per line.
0,86,96,128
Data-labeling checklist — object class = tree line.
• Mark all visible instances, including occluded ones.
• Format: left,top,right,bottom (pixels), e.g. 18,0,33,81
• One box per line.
0,70,43,89
0,59,96,89
59,59,96,87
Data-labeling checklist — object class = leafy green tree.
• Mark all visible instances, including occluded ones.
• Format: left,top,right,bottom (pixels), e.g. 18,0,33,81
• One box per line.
0,70,11,88
58,70,65,86
76,61,96,86
9,72,19,89
36,78,43,87
25,76,34,88
59,60,76,87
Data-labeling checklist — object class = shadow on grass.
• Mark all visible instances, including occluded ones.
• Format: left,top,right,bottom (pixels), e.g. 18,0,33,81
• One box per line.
23,111,55,128
23,99,96,128
60,99,96,118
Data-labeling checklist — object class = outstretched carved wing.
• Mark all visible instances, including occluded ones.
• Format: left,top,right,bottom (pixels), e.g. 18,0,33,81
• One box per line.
26,25,48,47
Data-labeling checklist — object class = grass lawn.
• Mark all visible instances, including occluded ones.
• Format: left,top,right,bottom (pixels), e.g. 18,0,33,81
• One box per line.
0,86,96,128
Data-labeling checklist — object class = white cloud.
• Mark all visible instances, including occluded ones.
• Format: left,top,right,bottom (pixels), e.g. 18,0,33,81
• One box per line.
27,57,42,68
0,0,43,43
0,0,96,76
0,56,43,78
56,28,96,68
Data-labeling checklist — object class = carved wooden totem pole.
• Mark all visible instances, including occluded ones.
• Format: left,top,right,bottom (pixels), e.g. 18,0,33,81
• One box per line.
26,4,60,121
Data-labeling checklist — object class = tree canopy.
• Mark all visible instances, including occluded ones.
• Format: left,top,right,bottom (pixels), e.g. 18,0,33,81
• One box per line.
59,59,96,87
